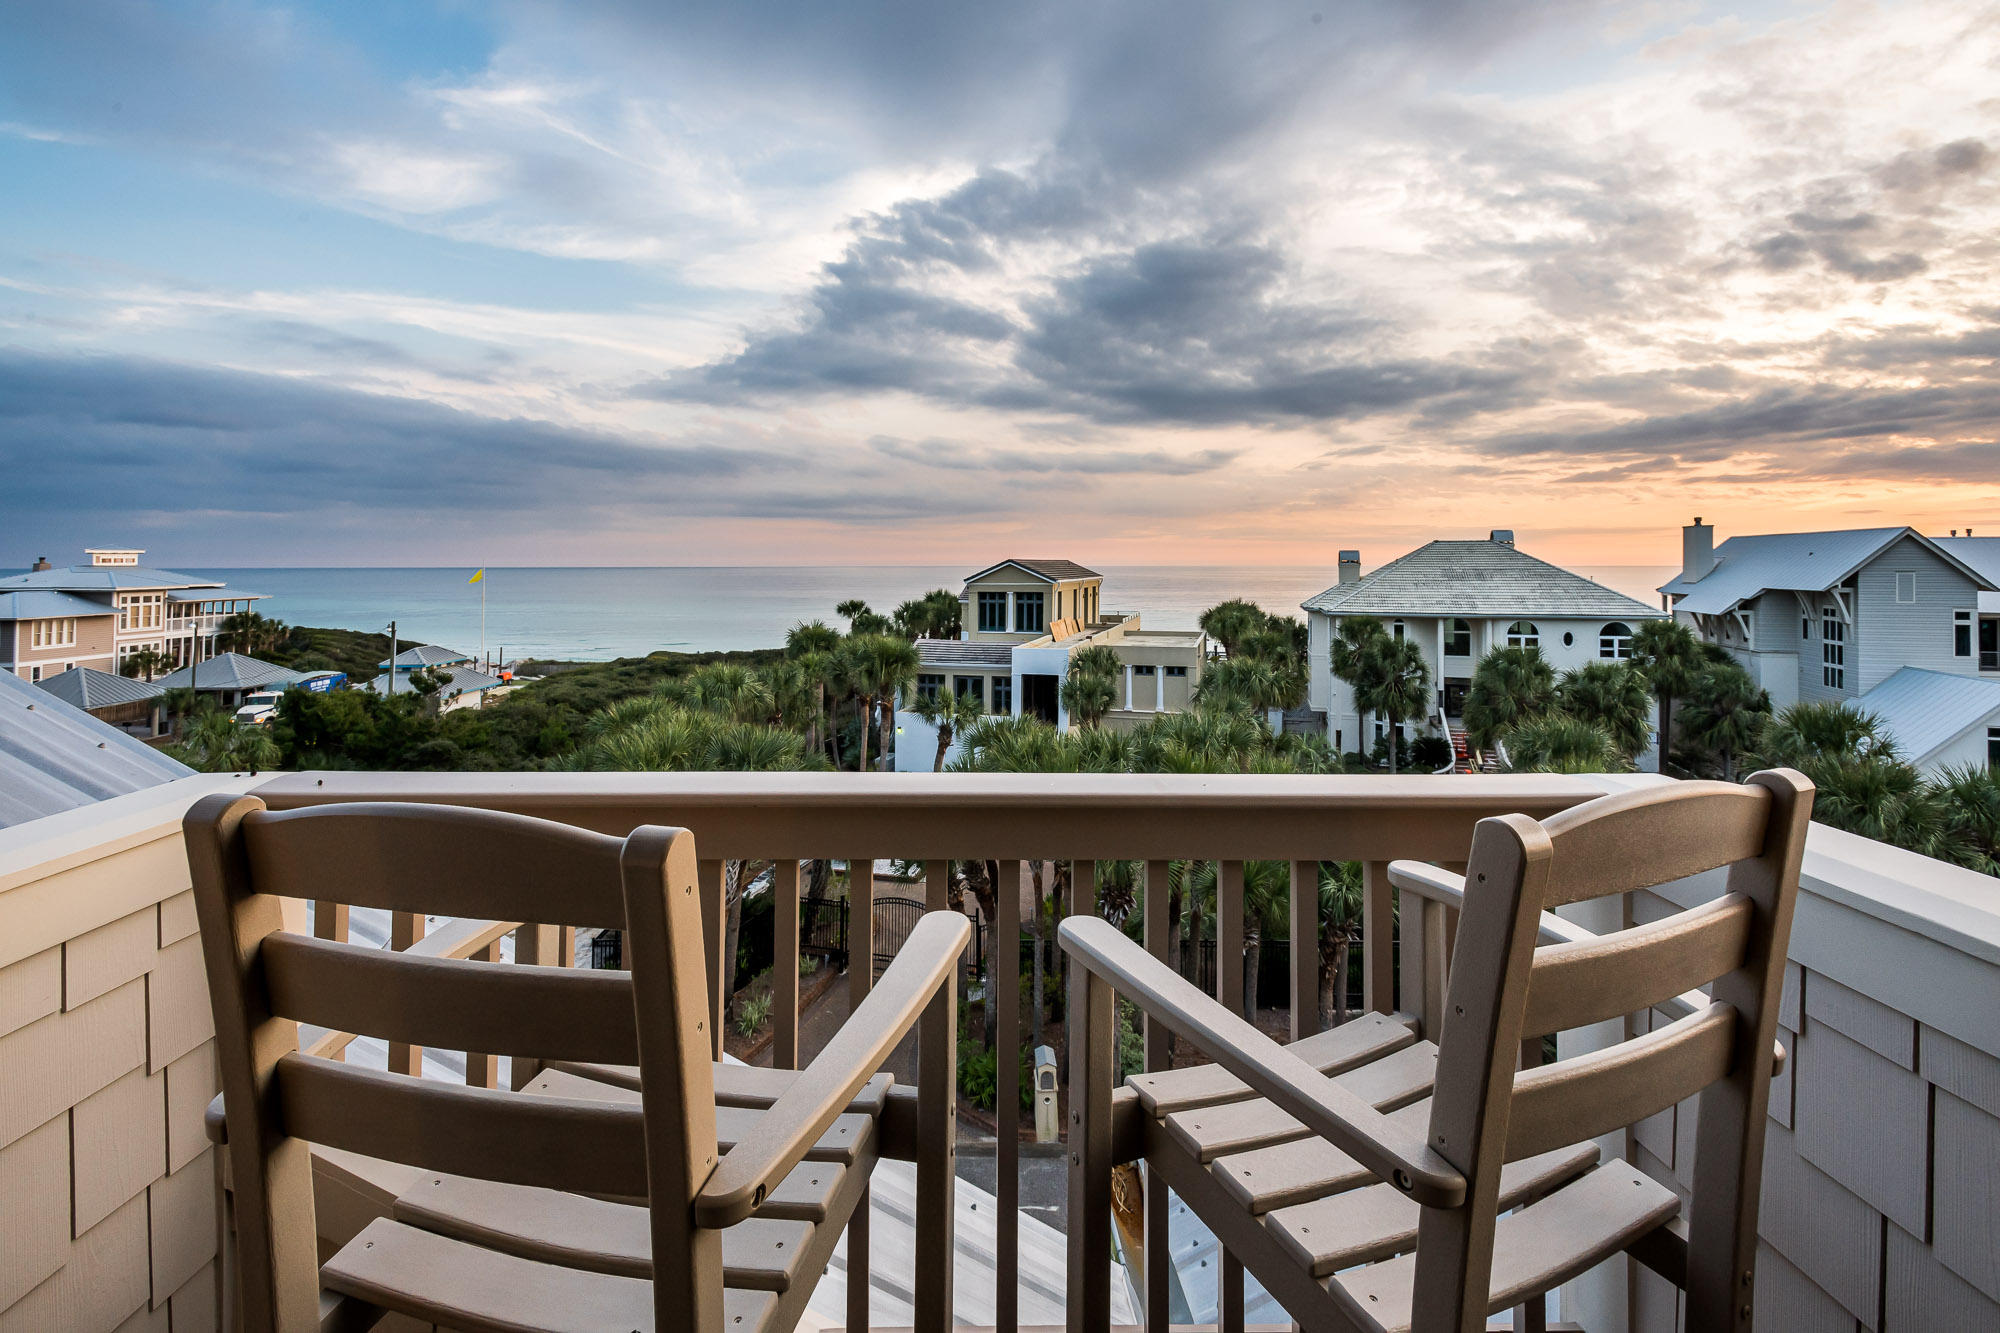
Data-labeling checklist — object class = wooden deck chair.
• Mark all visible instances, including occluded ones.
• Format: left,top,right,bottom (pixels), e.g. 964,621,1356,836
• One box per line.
1061,770,1812,1332
186,795,968,1333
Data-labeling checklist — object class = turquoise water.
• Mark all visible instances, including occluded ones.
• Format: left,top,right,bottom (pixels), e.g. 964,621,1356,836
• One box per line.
69,564,1673,662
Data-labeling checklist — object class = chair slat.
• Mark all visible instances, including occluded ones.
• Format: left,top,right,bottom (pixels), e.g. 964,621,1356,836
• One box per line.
542,1059,894,1116
522,1068,877,1165
1505,1003,1737,1161
262,933,640,1064
1536,782,1771,907
1163,1042,1437,1163
243,803,627,927
276,1053,650,1198
1521,894,1753,1037
1130,1011,1417,1117
1208,1099,1433,1214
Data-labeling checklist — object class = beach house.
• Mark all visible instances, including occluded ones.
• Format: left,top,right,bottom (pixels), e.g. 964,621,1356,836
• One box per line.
0,548,266,682
892,560,1208,769
1302,531,1664,759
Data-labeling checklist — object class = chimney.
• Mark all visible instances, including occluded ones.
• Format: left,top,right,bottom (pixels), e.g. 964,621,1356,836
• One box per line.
30,555,50,572
1683,517,1715,583
1338,550,1362,585
1489,530,1515,547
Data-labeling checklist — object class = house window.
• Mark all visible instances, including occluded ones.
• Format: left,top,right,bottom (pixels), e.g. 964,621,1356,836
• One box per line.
978,592,1008,632
1562,631,1575,647
1802,616,1811,639
1445,619,1472,656
991,676,1012,714
1990,728,2000,768
1164,665,1187,677
954,676,984,710
1392,619,1405,640
29,665,41,682
1133,664,1156,675
1955,610,1973,659
1822,612,1846,689
915,673,944,702
1896,572,1917,603
1015,592,1045,634
1599,622,1633,659
1505,621,1539,648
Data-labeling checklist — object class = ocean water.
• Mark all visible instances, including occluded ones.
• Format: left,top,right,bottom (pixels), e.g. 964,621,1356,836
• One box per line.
138,564,1676,662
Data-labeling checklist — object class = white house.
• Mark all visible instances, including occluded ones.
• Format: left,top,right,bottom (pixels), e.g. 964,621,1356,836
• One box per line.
1302,531,1664,759
1661,520,2000,712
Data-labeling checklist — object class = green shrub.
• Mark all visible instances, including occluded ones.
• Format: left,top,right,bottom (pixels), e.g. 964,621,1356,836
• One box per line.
735,991,773,1036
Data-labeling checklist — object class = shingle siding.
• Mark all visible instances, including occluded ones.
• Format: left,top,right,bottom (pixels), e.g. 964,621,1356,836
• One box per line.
1853,536,1981,693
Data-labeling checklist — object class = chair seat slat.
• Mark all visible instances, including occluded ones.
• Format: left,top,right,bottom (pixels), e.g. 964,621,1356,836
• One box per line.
523,1068,879,1165
1129,1011,1417,1117
263,933,640,1065
1163,1041,1437,1163
1523,893,1754,1037
545,1059,895,1115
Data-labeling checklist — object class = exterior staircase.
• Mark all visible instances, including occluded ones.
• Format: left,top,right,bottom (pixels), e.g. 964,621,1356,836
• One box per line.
1447,724,1496,774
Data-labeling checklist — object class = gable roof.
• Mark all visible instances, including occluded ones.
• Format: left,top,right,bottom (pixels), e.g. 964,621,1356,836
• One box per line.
361,665,505,697
151,653,307,692
1931,536,2000,588
963,559,1101,585
0,669,193,829
0,590,117,621
1661,527,1998,616
1301,540,1661,619
0,565,225,593
379,643,477,669
36,667,165,711
1857,667,2000,765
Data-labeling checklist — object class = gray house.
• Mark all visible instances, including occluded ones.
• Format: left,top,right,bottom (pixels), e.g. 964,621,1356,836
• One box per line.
1661,519,2000,715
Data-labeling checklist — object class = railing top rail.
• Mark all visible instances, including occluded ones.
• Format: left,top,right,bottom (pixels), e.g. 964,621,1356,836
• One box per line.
251,771,1623,861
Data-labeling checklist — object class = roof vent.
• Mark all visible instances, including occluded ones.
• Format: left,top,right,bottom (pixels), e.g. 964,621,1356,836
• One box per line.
1489,530,1515,547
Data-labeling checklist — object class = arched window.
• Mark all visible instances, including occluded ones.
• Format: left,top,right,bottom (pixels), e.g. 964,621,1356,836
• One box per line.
1446,619,1472,656
1599,622,1633,659
1506,620,1539,648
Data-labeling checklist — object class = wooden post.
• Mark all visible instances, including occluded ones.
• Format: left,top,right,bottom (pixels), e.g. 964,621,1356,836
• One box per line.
698,859,725,1061
1289,859,1317,1042
1142,859,1172,1332
846,854,874,1333
773,859,800,1070
1361,860,1394,1016
387,910,423,1077
996,858,1022,1333
1065,963,1113,1333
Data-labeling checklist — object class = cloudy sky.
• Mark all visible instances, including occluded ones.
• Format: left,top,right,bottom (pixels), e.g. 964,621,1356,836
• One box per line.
4,1,1998,567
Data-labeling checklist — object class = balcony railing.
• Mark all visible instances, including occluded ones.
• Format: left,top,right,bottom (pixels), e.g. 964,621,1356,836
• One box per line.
4,770,1999,1329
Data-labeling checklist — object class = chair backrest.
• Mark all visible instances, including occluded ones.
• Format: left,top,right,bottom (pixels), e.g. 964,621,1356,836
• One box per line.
185,795,716,1331
1415,770,1812,1332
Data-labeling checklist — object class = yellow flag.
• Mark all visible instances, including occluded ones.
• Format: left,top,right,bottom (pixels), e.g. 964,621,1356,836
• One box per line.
469,569,485,584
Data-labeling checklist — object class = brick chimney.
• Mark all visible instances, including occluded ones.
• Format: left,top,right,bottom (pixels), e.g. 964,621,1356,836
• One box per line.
30,555,50,572
1338,550,1362,585
1682,517,1715,583
1489,530,1515,547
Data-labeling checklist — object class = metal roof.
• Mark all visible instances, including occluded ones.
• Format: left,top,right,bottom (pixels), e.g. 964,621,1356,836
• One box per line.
0,669,193,829
379,643,476,669
36,667,165,711
962,558,1101,584
360,665,506,696
1931,537,2000,587
167,588,267,603
1856,667,2000,766
0,589,116,621
151,653,308,692
1301,540,1661,619
1661,527,1999,616
916,641,1016,668
0,565,226,592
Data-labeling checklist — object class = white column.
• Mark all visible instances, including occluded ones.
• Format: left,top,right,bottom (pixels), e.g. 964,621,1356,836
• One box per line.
1124,664,1134,711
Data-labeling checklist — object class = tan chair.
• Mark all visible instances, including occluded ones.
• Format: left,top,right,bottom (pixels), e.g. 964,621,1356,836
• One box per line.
186,795,968,1333
1061,771,1812,1332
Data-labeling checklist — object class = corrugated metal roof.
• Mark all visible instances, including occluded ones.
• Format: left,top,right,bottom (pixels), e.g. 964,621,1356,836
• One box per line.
0,565,225,592
360,665,506,696
963,559,1101,584
0,589,116,621
916,642,1016,668
1857,667,2000,765
0,669,193,829
36,667,165,711
379,643,476,668
151,653,308,692
1662,527,1999,616
1932,537,2000,587
1301,540,1661,619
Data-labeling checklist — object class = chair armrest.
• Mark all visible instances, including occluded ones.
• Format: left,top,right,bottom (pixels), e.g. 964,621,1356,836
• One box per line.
695,910,970,1227
1387,861,1786,1072
1059,917,1465,1208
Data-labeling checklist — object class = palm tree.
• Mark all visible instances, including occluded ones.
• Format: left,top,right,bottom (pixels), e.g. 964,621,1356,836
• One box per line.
1353,635,1431,774
1329,616,1391,757
835,599,871,632
1556,661,1653,760
1753,699,1894,768
844,634,920,771
1238,861,1290,1018
1461,646,1555,754
1062,645,1122,730
1318,862,1365,1028
1933,764,2000,874
1503,713,1619,772
1629,619,1704,774
119,648,172,681
910,688,984,770
218,611,287,657
169,710,280,773
1677,661,1769,779
1199,599,1268,659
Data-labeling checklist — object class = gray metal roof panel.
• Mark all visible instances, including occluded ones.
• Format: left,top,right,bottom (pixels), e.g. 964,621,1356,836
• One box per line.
0,566,227,592
361,665,505,696
0,669,193,829
1931,537,2000,588
1856,667,2000,764
1300,540,1662,619
1661,528,1911,613
917,642,1016,668
379,643,477,668
36,667,166,710
0,590,117,621
151,653,309,692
